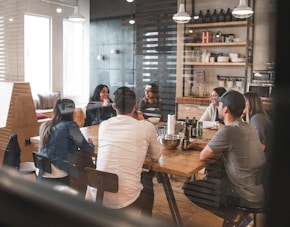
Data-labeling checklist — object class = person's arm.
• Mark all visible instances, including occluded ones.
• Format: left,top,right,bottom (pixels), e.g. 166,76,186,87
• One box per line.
69,123,94,154
147,124,162,161
199,105,212,121
200,144,219,163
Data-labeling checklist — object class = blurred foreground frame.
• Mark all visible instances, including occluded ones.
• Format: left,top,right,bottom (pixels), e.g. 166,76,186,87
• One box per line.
0,167,174,227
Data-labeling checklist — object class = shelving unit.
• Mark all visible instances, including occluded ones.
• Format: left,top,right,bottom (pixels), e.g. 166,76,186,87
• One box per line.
182,18,254,96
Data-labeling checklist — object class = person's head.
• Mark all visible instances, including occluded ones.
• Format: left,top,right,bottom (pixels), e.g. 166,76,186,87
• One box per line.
53,98,75,121
244,91,266,119
113,86,137,115
211,87,227,106
91,84,110,102
41,98,75,146
215,90,245,120
144,83,160,101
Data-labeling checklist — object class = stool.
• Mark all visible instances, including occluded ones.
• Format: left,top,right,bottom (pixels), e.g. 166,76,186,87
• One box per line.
238,206,265,227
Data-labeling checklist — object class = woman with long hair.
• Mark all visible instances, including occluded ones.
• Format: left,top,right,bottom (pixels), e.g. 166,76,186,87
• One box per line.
138,83,163,121
38,98,95,186
84,84,116,126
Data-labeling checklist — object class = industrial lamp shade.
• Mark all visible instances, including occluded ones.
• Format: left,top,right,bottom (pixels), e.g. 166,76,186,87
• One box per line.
232,0,254,19
172,3,191,23
69,5,85,22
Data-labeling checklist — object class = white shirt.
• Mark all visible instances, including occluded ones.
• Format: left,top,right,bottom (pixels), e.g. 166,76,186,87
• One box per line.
86,115,161,208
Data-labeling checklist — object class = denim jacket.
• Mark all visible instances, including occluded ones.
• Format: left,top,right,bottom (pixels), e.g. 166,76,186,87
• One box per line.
38,121,94,173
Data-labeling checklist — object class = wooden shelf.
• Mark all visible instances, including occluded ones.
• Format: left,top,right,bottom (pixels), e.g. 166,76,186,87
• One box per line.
184,62,248,66
184,41,248,47
186,21,249,29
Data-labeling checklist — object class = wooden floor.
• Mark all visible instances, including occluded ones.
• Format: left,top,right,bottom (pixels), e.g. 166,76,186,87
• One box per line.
152,175,265,227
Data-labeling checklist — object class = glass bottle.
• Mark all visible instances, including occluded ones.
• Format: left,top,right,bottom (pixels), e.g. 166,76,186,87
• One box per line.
182,117,190,150
218,8,225,22
191,117,197,138
211,9,218,23
225,8,232,22
204,9,211,23
196,121,203,138
197,10,204,24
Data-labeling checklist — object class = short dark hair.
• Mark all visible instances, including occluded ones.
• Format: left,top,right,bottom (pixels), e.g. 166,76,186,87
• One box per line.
113,86,136,114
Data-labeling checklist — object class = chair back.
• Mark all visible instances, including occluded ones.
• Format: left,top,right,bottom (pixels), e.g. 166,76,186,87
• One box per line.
2,133,21,169
85,167,118,205
32,152,52,180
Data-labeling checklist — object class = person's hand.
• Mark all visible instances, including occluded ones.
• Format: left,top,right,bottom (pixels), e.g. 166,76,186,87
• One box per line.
88,137,98,154
212,122,224,130
135,111,145,120
102,98,110,106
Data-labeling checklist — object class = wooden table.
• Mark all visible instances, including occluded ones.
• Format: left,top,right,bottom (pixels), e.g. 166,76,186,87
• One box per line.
30,124,217,226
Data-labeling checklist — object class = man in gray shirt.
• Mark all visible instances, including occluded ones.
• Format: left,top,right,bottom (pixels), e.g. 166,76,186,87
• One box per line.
185,90,266,226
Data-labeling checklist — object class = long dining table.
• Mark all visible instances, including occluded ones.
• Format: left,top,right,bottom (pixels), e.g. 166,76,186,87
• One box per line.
30,124,217,226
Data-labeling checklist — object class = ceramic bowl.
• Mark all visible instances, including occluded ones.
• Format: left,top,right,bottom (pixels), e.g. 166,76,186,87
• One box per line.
148,117,160,124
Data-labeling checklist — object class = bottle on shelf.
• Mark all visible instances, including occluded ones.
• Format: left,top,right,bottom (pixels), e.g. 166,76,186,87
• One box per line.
191,117,197,138
197,10,204,24
225,8,232,22
218,8,225,22
211,9,218,23
204,9,211,23
182,117,190,150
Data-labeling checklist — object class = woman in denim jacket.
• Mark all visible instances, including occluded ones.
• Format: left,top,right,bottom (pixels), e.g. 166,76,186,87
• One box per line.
38,98,95,186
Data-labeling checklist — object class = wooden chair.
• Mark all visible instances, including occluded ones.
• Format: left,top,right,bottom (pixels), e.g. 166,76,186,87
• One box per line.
32,151,52,180
84,167,118,205
2,133,36,175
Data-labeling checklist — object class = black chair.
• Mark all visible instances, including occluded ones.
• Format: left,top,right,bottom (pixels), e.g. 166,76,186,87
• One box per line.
32,151,52,180
85,167,118,205
2,133,35,174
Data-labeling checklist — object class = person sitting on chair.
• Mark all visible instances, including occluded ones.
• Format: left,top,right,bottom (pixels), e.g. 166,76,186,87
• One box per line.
84,84,116,126
138,83,163,121
38,98,95,186
86,86,161,217
183,90,266,226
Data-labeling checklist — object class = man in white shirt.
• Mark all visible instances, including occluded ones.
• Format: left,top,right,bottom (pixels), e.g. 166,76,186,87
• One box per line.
86,86,161,217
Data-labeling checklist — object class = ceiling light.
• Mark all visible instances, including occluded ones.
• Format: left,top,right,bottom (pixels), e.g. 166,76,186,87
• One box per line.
172,2,191,24
232,0,254,19
56,7,62,13
69,0,85,22
126,0,134,2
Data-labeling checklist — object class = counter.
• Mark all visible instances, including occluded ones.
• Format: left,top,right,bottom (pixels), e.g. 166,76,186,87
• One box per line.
175,96,210,120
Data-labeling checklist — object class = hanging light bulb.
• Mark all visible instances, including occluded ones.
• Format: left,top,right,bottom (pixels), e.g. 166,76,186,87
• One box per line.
172,2,191,24
232,0,254,19
69,0,85,22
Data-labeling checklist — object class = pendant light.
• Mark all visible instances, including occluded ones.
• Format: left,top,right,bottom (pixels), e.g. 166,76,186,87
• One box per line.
69,0,85,22
172,1,191,24
232,0,254,19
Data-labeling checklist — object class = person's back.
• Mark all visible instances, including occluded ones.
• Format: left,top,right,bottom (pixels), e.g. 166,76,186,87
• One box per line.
208,120,266,207
38,99,95,185
185,90,266,226
86,86,161,216
97,115,160,208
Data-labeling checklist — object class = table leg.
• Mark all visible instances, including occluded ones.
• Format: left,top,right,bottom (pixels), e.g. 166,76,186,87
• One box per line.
156,172,183,226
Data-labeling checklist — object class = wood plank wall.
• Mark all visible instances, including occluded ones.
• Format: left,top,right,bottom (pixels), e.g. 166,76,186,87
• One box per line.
0,82,39,163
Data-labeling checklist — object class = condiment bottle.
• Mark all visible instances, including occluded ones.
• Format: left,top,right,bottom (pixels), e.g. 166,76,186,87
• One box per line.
182,117,190,150
196,121,203,138
191,117,197,138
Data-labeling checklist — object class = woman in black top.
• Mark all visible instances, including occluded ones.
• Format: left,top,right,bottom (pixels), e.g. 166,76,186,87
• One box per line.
84,84,116,126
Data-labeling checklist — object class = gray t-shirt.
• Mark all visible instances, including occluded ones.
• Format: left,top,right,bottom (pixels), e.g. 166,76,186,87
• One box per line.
208,120,266,205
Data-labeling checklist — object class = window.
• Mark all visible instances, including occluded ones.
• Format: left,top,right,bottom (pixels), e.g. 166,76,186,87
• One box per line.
63,20,87,104
24,14,51,98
